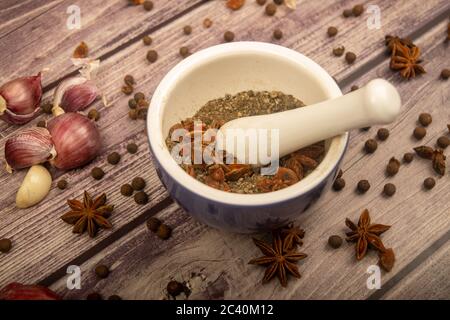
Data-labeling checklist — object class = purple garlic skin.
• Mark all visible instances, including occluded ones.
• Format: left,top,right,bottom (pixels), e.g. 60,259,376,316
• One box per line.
54,77,98,112
5,127,54,170
0,73,42,125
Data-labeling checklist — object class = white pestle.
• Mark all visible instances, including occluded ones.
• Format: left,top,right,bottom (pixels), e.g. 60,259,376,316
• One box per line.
215,79,401,165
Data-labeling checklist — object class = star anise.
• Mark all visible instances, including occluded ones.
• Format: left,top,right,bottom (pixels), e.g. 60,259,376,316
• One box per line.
280,223,305,252
390,44,425,79
248,234,307,287
61,191,114,238
345,209,390,260
385,35,414,55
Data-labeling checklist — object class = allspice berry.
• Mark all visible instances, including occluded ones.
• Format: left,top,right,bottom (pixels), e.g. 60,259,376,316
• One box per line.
0,238,12,253
107,152,121,165
143,35,152,46
333,46,345,57
413,127,426,140
95,265,110,279
423,177,435,190
357,179,370,193
403,152,414,163
437,136,450,149
328,235,343,249
345,52,357,64
203,18,212,28
121,85,133,95
386,157,400,176
224,31,235,42
342,9,352,17
383,183,396,197
57,179,68,190
91,167,105,180
157,224,172,240
377,128,390,141
179,46,190,58
124,74,135,86
273,0,283,4
332,178,346,191
146,217,161,232
273,28,283,40
127,143,138,154
134,92,145,102
352,4,364,16
327,26,338,37
364,139,378,153
167,280,184,297
146,50,158,63
129,109,138,120
128,98,137,109
265,3,277,16
418,113,432,126
183,25,192,35
441,69,450,80
256,0,267,5
131,177,146,191
120,184,133,197
143,0,154,11
134,191,148,205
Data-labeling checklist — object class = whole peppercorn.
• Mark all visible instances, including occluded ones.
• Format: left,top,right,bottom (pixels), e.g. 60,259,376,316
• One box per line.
386,157,400,176
157,224,172,240
256,0,267,5
147,50,158,63
0,238,12,253
273,0,283,4
203,18,212,28
273,28,283,40
131,177,146,191
128,99,137,109
265,3,277,16
345,52,357,64
413,127,426,140
143,35,152,46
352,4,364,16
134,92,145,101
328,235,343,249
377,128,390,141
332,178,346,191
108,295,122,300
437,136,450,149
183,25,192,35
120,184,133,197
91,167,105,180
383,183,396,197
121,85,133,95
95,265,110,279
57,179,68,190
88,109,100,121
86,292,102,300
41,102,53,114
357,179,370,193
342,9,352,17
441,69,450,79
350,85,359,91
137,99,149,108
327,26,338,37
137,108,147,120
418,113,432,126
167,280,184,297
124,74,135,86
134,191,148,205
423,177,435,190
143,0,154,11
364,139,378,153
127,143,138,154
107,152,121,165
147,217,161,232
129,109,138,120
179,46,190,58
333,46,345,57
224,31,235,42
403,152,414,163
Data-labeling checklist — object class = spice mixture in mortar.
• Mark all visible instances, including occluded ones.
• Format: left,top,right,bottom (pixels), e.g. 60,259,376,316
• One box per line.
166,90,325,194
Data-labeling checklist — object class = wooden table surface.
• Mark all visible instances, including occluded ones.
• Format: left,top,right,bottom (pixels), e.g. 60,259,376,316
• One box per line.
0,0,449,300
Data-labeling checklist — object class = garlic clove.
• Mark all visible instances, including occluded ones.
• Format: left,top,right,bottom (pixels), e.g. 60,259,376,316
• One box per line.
53,77,98,113
16,165,52,208
5,127,55,170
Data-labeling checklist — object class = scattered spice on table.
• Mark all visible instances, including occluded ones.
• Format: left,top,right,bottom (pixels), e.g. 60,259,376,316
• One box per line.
327,26,338,37
143,35,152,46
124,75,135,86
36,120,46,128
179,46,190,58
122,84,133,95
0,238,12,253
413,146,446,175
333,177,345,191
377,128,389,141
441,68,450,79
131,177,146,191
342,9,352,17
437,136,450,148
345,52,357,64
120,184,133,196
147,50,158,63
357,179,370,194
273,28,283,40
224,31,235,42
183,25,192,35
203,18,213,28
423,177,435,190
413,126,426,140
91,167,105,180
134,92,145,101
265,3,277,16
280,223,304,251
134,191,148,205
127,143,138,154
157,223,172,240
403,152,414,163
418,113,432,126
383,183,396,197
390,41,425,79
95,265,110,279
88,109,100,121
379,248,395,272
273,0,283,5
108,295,122,300
350,85,359,91
143,0,153,11
352,4,364,17
57,179,68,190
73,41,88,59
129,109,138,120
41,102,53,114
167,280,185,297
364,139,377,153
226,0,245,10
386,157,400,176
328,235,342,249
107,152,121,165
86,292,102,300
61,191,114,238
333,46,345,57
128,98,137,109
146,217,161,232
256,0,267,5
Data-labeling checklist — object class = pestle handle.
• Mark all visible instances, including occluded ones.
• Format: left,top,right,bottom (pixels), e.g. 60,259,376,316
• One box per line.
216,79,401,164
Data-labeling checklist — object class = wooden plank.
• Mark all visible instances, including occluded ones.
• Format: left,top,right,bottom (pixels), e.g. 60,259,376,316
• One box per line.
50,18,450,299
1,0,449,292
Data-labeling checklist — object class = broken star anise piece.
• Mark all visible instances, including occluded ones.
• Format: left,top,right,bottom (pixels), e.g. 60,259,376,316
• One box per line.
249,234,307,287
280,223,305,252
61,191,114,238
345,209,390,260
390,44,425,79
385,35,414,55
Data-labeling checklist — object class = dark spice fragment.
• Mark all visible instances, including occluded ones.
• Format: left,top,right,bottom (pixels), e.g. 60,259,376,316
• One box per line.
88,109,100,121
108,295,122,300
36,120,46,128
364,139,378,153
86,292,102,300
167,280,184,297
203,18,213,28
273,0,283,4
414,146,434,159
91,167,105,180
137,99,149,108
146,217,161,232
128,98,137,109
342,9,352,17
121,85,133,95
437,136,450,149
333,46,345,57
351,85,359,92
143,35,152,46
134,92,145,101
418,113,432,126
134,191,148,205
328,235,343,249
41,102,53,114
379,248,395,272
413,127,426,140
179,46,190,58
131,177,146,191
327,26,338,37
128,109,138,120
441,69,450,80
403,152,414,163
352,4,364,16
73,41,88,59
357,180,370,193
146,50,158,63
345,52,357,64
227,0,245,10
107,152,121,165
57,179,68,190
120,184,133,197
377,128,389,141
256,0,267,5
383,183,396,197
95,265,110,279
157,224,172,240
183,25,192,35
332,178,346,191
0,238,12,253
137,108,147,120
386,157,400,176
423,177,435,190
124,75,135,86
432,149,446,175
273,28,283,40
265,3,277,16
143,0,153,11
127,143,138,154
224,31,235,42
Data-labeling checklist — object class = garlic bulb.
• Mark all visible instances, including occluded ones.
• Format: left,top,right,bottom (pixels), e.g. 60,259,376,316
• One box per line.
16,165,52,208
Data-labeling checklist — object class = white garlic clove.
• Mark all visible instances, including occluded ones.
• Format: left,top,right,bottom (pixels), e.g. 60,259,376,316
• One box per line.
16,165,52,209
